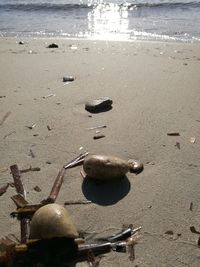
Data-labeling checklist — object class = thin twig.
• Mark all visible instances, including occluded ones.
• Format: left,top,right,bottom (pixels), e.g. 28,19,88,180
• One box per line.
20,166,41,173
64,151,89,169
86,125,107,130
64,200,92,205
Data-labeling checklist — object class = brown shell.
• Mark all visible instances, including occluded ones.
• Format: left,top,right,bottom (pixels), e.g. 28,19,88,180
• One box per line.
83,155,129,180
30,204,78,240
128,159,144,173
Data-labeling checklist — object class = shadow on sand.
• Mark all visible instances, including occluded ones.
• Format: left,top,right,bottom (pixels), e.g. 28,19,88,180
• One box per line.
82,176,131,206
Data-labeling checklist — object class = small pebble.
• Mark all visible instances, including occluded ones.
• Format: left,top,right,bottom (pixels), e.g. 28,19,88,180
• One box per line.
85,97,113,113
47,43,58,48
33,186,41,192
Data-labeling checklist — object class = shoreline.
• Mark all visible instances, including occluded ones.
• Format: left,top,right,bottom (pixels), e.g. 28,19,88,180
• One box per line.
0,37,200,266
1,34,200,44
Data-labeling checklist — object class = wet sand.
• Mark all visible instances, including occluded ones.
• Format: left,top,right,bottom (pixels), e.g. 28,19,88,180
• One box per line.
0,37,200,266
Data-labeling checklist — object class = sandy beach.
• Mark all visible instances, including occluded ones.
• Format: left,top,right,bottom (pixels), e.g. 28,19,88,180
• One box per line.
0,37,200,266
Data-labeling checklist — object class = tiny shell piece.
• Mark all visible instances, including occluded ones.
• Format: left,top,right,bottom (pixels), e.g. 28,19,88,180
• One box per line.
190,137,196,143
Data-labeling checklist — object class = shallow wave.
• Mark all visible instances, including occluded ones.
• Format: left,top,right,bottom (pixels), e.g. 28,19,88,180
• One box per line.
126,1,200,10
0,3,93,12
1,1,200,13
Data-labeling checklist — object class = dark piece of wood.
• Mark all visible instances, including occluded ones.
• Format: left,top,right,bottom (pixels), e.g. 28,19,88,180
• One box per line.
44,167,66,204
11,204,43,218
20,167,40,173
167,132,180,136
11,194,29,208
93,134,105,140
10,165,29,243
10,165,25,197
41,152,89,204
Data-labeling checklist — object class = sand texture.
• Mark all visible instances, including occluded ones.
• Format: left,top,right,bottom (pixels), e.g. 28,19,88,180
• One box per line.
0,37,200,266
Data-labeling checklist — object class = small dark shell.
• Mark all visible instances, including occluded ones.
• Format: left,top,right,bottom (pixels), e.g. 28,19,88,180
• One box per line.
128,159,143,174
83,155,129,180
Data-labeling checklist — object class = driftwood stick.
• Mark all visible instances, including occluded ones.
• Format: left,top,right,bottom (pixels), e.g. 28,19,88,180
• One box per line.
10,165,25,197
42,152,89,204
43,167,66,204
11,204,43,218
10,165,29,243
11,194,29,208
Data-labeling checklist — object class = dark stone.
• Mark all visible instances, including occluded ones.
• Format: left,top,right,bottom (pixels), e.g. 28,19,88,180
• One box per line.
85,97,113,113
19,41,24,45
63,76,74,82
47,43,59,48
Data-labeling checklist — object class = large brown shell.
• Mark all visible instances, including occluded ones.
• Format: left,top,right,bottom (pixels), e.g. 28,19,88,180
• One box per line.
83,155,129,180
30,204,78,240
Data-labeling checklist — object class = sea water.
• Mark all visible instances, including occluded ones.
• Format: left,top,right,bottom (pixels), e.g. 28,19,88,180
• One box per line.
0,0,200,42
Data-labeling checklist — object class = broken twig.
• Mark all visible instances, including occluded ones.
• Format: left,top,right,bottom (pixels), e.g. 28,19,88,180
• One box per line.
42,93,56,99
42,167,66,204
86,125,107,130
64,151,89,169
64,200,92,205
167,132,180,136
10,165,26,197
20,166,40,173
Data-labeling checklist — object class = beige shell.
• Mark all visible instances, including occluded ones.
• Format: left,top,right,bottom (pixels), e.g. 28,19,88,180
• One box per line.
30,203,78,240
83,155,129,180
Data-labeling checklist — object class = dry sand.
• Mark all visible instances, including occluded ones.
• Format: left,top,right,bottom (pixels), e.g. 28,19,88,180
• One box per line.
0,37,200,266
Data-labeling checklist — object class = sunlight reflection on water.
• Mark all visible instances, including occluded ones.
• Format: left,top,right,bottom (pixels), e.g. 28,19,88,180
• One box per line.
87,3,130,40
